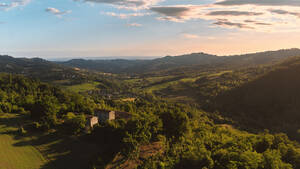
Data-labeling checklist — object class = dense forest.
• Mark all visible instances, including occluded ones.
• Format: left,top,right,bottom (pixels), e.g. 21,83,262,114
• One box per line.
212,57,300,141
0,73,300,168
0,73,97,132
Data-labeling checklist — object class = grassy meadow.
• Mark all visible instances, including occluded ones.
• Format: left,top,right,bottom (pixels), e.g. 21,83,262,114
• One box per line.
0,114,46,169
0,113,100,169
64,82,100,93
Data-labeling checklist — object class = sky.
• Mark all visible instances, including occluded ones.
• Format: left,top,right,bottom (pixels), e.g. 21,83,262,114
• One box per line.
1,0,300,59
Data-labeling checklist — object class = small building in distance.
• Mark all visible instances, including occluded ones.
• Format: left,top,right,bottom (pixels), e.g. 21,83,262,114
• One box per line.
86,115,99,128
85,109,132,131
96,109,116,123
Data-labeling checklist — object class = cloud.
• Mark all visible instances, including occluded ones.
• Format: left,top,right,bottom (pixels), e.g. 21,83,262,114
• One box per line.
46,7,72,17
149,3,300,32
103,12,150,19
150,6,202,22
78,0,163,10
207,10,263,16
214,19,254,29
150,5,266,20
127,23,142,27
244,20,272,25
0,0,31,11
150,6,190,17
181,33,200,39
215,0,300,6
0,3,10,8
269,9,300,17
150,5,267,23
255,22,272,26
75,0,300,32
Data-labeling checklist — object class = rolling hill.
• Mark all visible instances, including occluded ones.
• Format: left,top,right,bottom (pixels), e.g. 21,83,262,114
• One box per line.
212,56,300,140
3,52,300,168
60,48,300,74
0,55,137,99
0,55,86,83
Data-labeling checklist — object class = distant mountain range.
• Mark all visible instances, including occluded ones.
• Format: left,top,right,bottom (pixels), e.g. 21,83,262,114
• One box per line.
2,48,300,77
49,56,158,62
59,48,300,74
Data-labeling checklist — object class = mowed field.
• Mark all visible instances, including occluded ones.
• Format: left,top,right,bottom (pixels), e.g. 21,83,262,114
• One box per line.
0,114,46,169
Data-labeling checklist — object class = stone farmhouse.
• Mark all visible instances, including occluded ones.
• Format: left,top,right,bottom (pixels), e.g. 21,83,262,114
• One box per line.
97,109,115,123
85,109,131,129
86,115,99,129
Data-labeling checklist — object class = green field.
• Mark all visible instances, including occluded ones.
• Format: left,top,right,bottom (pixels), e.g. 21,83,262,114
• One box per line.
64,82,99,93
144,76,200,93
144,70,233,93
0,114,46,169
0,113,99,169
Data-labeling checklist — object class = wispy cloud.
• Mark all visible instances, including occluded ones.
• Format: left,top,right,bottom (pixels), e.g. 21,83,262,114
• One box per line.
3,0,299,33
149,1,300,32
181,33,199,39
46,7,72,17
76,0,163,10
269,9,300,17
207,11,263,16
214,19,254,29
216,0,300,6
103,12,150,19
244,20,272,26
0,0,31,11
127,23,142,27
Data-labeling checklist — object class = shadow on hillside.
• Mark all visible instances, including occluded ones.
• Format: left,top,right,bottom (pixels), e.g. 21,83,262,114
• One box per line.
0,114,27,139
13,132,100,169
0,114,100,169
0,114,23,128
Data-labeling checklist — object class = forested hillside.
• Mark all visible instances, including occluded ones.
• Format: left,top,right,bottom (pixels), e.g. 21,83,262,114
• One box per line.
3,50,300,168
1,73,300,168
0,55,134,96
0,73,96,130
0,55,92,83
212,57,300,140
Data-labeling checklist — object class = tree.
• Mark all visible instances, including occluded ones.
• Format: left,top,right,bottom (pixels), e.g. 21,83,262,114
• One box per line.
63,112,86,134
160,110,189,140
29,96,60,128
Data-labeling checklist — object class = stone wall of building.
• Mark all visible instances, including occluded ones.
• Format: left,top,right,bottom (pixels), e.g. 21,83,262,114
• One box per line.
89,116,99,128
98,110,116,123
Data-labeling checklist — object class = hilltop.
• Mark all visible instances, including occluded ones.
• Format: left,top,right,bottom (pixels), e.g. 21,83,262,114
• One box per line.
0,55,86,83
60,48,300,74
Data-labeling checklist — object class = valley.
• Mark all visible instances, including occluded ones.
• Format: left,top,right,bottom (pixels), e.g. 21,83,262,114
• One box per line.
1,49,300,168
4,0,300,168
